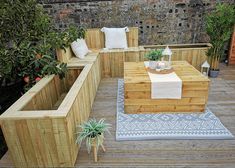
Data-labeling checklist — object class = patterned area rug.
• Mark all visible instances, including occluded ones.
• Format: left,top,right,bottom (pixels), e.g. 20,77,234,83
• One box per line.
116,79,234,140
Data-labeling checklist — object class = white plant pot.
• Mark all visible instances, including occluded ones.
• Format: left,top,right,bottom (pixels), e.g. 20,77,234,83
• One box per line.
149,61,156,69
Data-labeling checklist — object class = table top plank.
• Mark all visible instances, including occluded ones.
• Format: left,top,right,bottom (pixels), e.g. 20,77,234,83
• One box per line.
124,61,210,84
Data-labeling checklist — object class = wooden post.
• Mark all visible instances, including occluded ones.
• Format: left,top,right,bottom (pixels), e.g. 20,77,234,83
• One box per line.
91,135,106,162
93,145,98,162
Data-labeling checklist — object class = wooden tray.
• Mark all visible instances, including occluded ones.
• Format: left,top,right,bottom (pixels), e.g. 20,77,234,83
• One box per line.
146,67,174,74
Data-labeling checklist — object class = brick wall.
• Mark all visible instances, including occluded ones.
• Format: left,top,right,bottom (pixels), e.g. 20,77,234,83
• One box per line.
39,0,234,45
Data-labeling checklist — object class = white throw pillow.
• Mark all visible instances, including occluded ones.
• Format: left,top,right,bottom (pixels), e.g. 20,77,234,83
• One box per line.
101,27,129,49
71,39,89,59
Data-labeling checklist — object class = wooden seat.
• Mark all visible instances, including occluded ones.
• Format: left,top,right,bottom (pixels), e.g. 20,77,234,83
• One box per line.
67,52,99,67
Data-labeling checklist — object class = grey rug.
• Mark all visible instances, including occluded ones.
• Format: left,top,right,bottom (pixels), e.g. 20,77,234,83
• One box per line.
116,79,234,140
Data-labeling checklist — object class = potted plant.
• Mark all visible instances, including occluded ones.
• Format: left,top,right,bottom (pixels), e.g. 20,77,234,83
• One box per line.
76,118,111,162
145,49,163,69
205,4,235,77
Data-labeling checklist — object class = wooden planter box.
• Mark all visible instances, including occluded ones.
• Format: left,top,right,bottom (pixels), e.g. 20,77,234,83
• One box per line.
0,56,101,167
140,43,211,70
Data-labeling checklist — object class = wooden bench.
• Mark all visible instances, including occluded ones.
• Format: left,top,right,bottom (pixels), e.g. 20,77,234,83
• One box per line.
57,27,140,77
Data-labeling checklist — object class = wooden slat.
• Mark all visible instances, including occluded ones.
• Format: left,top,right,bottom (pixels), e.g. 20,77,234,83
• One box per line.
125,105,205,113
85,27,139,49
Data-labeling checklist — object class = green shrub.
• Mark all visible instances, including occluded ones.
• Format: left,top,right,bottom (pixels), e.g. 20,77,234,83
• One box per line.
145,49,163,61
206,3,235,70
0,0,86,90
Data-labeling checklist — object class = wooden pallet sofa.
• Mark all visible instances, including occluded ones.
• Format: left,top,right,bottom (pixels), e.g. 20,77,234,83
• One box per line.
0,27,211,167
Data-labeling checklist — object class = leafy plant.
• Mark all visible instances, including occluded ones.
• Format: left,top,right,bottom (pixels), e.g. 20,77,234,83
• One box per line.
76,119,111,153
145,49,163,61
48,25,86,50
0,0,86,91
206,3,235,70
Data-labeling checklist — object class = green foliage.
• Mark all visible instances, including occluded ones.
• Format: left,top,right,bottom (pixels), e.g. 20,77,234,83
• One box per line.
48,25,86,50
206,3,235,70
0,0,51,45
0,0,86,90
76,119,111,153
145,49,163,61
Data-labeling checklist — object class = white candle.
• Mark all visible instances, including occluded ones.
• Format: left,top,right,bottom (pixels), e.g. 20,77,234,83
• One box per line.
158,62,165,69
202,72,207,76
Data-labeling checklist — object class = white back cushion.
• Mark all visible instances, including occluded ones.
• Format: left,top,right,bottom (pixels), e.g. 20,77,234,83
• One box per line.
101,27,129,49
71,39,89,59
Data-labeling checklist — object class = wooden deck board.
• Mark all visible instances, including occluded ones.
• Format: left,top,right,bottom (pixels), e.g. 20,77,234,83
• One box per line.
1,64,235,167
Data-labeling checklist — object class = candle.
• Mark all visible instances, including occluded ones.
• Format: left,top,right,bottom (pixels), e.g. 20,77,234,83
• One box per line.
157,62,165,69
202,72,207,76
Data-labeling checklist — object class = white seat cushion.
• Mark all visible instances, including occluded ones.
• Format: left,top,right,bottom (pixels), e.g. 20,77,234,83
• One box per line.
101,27,129,49
71,39,89,59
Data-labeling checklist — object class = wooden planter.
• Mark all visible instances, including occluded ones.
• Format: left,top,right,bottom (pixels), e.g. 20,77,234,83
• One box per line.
140,43,211,71
0,55,101,167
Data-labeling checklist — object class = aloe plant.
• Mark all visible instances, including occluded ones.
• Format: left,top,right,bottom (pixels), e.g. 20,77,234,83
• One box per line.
76,118,111,153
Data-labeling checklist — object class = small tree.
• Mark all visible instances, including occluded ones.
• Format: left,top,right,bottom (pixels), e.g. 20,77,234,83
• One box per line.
0,0,85,90
206,3,235,70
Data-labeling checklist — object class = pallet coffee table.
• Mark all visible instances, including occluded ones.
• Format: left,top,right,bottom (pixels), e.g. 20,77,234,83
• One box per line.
124,61,210,113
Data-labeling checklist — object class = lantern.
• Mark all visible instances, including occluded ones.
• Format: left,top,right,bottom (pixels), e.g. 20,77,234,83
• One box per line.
201,61,210,76
162,45,173,69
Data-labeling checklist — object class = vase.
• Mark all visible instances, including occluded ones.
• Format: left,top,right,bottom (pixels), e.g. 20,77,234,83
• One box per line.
209,69,219,78
149,61,156,69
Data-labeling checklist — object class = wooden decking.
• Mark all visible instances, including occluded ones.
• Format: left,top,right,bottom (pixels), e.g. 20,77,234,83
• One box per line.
1,63,235,167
